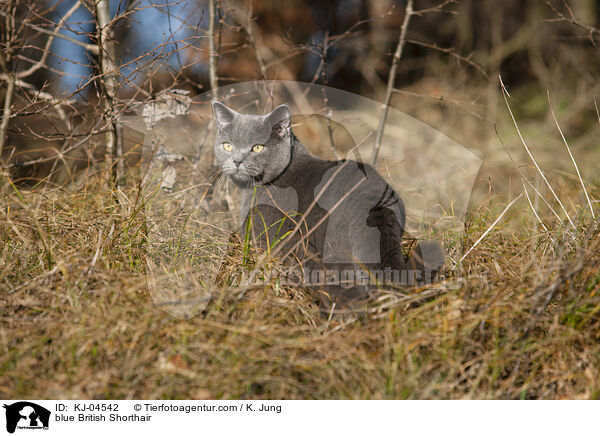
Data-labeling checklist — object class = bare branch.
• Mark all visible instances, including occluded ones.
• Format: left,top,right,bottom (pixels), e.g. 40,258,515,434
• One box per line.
412,0,457,16
95,0,120,187
392,88,489,123
244,6,267,82
406,39,488,78
0,8,98,53
0,1,83,81
545,0,599,45
15,79,75,129
23,20,99,54
0,74,15,156
371,0,413,164
1,127,103,170
208,0,218,98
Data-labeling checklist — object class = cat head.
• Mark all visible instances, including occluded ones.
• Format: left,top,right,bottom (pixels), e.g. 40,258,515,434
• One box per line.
211,101,292,188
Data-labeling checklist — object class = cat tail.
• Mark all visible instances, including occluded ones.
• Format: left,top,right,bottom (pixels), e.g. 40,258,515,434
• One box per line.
405,240,445,286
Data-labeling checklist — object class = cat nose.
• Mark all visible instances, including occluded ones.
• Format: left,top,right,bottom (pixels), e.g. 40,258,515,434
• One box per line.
233,156,243,167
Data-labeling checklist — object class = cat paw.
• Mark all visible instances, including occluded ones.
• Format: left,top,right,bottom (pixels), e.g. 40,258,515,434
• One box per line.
418,240,445,272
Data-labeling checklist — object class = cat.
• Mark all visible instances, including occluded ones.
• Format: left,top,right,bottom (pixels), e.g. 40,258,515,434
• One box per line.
211,100,444,305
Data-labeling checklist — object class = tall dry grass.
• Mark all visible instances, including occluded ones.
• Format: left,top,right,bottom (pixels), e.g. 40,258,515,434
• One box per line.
2,103,599,399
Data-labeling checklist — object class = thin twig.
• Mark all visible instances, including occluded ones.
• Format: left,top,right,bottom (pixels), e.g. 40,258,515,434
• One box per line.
405,39,488,78
19,20,99,54
244,1,267,82
392,88,489,123
1,124,102,170
412,0,456,16
545,0,599,45
241,1,271,105
319,31,340,160
16,79,75,128
208,0,218,98
0,1,83,81
0,8,98,53
371,0,413,165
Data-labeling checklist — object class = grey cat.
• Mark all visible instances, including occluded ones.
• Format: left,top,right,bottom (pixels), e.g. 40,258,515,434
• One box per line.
212,100,444,305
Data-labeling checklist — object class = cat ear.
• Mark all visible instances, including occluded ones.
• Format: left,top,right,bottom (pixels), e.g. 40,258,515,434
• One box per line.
267,105,290,128
266,104,291,137
211,100,236,127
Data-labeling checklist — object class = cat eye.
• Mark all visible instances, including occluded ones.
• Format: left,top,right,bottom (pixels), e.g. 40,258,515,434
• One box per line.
222,142,232,152
252,144,264,153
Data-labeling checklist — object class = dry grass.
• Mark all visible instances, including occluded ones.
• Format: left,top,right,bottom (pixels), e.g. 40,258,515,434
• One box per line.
2,0,599,401
2,144,600,400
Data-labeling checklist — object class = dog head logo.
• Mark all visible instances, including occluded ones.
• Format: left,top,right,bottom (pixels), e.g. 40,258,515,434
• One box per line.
3,402,50,433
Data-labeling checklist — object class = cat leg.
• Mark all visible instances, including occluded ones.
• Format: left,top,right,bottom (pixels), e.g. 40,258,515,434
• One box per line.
404,240,445,286
367,206,445,286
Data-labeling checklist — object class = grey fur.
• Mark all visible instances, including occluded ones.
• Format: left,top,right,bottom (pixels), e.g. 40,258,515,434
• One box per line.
212,101,444,304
